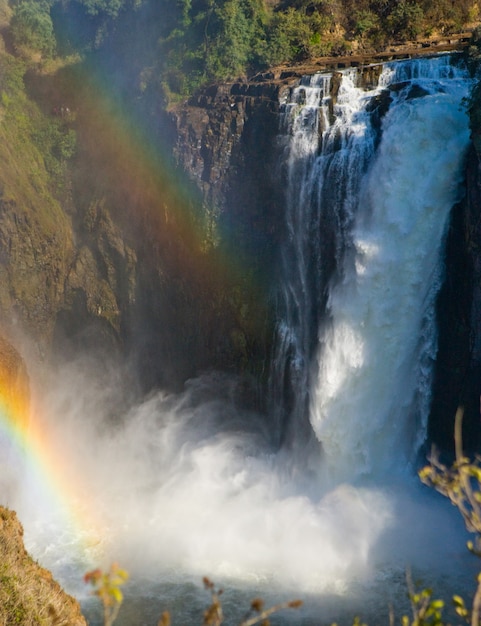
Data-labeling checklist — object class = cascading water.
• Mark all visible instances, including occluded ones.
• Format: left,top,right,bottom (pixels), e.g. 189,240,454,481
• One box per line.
271,55,472,482
7,54,480,625
270,67,382,449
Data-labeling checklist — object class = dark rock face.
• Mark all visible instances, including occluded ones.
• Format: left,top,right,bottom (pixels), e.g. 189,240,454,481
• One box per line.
169,75,481,445
53,200,137,362
457,142,481,450
429,195,473,451
0,193,73,351
133,80,289,392
169,80,285,280
430,141,481,453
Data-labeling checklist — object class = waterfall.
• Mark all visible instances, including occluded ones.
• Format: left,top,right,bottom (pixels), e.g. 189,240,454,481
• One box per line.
9,55,479,623
271,55,472,479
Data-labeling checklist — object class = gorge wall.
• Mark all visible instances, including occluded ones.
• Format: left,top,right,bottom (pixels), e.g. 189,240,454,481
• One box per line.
0,41,275,394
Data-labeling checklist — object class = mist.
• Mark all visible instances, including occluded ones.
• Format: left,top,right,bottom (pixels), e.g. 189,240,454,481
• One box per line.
4,352,475,625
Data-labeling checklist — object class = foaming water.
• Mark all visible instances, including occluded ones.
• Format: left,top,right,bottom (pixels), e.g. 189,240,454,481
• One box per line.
312,83,471,481
4,361,475,626
21,366,393,593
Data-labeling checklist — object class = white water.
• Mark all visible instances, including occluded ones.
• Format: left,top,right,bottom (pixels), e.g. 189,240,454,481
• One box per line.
273,55,472,472
5,55,480,624
312,58,472,481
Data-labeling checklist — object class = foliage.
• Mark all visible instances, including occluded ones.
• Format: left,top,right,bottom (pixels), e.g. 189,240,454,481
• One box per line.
32,118,77,185
156,0,270,95
0,48,77,192
75,0,126,18
264,6,333,64
419,407,481,626
10,0,56,58
419,408,481,545
422,0,478,33
386,2,424,41
352,10,380,39
6,0,480,98
405,571,445,626
0,52,73,215
84,563,129,626
204,0,266,80
200,577,303,626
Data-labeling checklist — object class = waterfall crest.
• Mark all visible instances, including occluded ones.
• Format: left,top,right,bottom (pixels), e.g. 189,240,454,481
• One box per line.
272,55,472,480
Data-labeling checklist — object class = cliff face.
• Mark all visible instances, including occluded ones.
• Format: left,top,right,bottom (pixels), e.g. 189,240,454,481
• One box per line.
429,83,481,452
169,80,286,281
122,80,289,391
450,140,481,450
0,35,281,395
0,54,73,352
0,50,140,370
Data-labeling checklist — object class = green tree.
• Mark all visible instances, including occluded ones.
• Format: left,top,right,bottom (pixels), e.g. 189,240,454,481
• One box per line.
10,0,56,57
75,0,126,17
387,1,424,40
265,7,313,63
205,0,263,79
353,9,380,39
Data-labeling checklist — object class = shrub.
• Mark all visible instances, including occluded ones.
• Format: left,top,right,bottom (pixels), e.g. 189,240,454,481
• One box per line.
352,9,380,39
419,407,481,626
386,2,424,40
10,0,56,58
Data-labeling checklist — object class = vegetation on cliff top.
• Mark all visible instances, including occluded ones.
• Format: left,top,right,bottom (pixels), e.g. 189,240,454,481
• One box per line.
7,0,481,100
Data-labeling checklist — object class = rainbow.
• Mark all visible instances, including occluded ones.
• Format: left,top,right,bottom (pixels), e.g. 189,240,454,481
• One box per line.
57,57,225,281
0,4,267,563
1,31,222,563
0,343,103,559
45,47,269,298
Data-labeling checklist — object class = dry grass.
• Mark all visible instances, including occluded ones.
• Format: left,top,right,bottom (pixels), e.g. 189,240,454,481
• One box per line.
0,507,86,625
